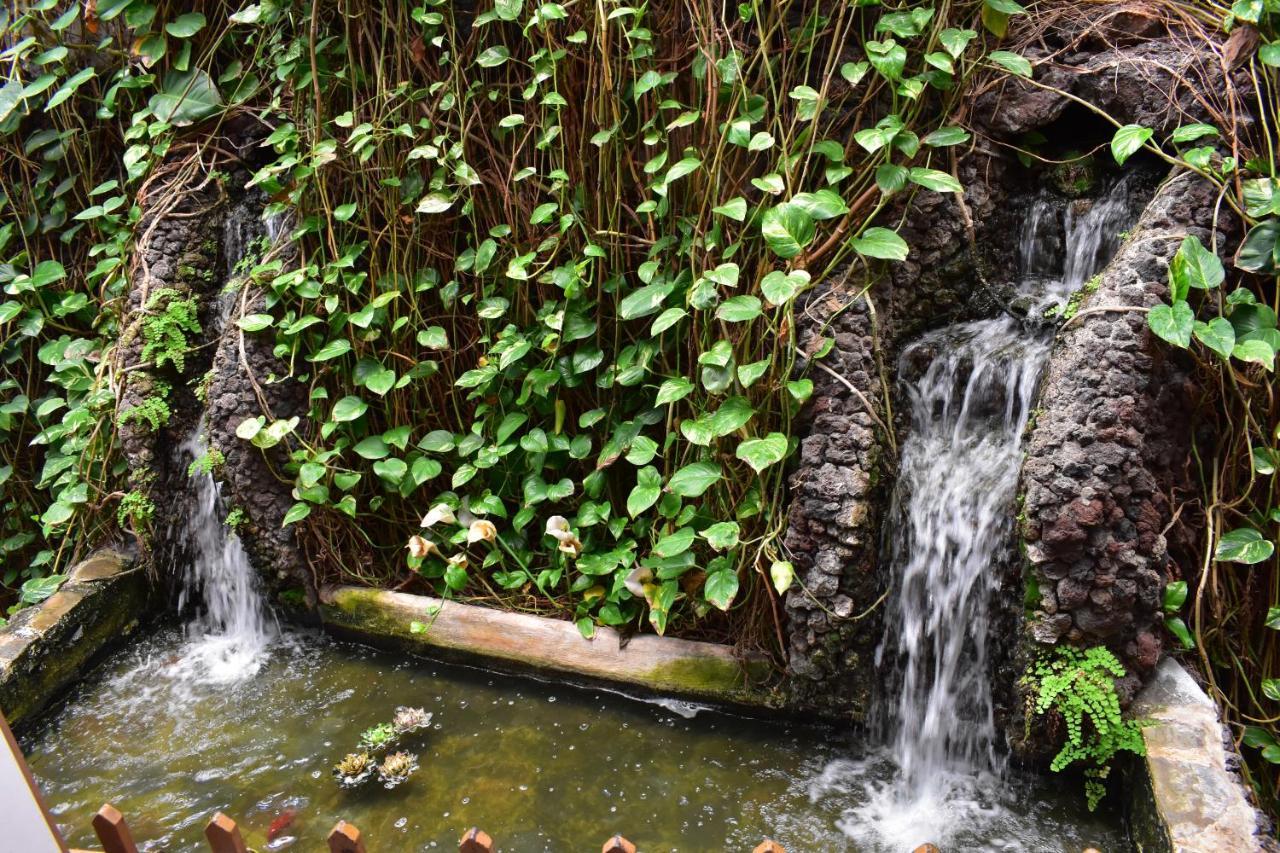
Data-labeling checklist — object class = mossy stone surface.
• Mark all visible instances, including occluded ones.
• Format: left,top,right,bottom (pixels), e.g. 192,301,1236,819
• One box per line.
0,550,152,728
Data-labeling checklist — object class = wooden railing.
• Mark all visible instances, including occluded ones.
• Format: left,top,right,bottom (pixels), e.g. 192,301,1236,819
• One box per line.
78,803,858,853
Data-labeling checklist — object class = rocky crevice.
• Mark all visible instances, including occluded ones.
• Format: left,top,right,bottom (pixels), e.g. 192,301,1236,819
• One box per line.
204,197,309,600
116,156,308,602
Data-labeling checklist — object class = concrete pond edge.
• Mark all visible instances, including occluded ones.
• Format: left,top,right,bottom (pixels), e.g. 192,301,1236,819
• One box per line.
317,584,781,710
0,549,152,729
1128,657,1278,852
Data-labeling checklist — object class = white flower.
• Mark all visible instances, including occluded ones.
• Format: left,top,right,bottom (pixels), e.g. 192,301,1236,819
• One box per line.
447,553,469,571
545,515,573,541
420,504,456,528
467,519,497,544
625,566,654,600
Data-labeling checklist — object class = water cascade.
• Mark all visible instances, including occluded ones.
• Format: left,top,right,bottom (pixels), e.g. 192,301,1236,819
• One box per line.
827,182,1135,850
165,202,281,683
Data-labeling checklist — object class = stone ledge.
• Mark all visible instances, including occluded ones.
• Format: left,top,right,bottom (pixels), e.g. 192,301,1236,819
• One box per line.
0,550,152,729
1128,657,1276,852
318,585,779,709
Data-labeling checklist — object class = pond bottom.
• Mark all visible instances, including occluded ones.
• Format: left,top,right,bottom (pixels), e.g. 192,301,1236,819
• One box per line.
22,628,1126,851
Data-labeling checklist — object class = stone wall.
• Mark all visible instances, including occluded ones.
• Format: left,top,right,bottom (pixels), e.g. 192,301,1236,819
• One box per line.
204,199,309,599
782,278,888,719
115,168,226,557
1128,658,1277,852
0,551,151,728
1016,171,1235,713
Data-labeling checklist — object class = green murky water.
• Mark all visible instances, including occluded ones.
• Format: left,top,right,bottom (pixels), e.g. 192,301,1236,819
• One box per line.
23,628,1128,851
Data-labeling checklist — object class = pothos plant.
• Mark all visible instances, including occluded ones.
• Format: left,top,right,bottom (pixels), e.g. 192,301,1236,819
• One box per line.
1,0,1041,650
211,0,1037,652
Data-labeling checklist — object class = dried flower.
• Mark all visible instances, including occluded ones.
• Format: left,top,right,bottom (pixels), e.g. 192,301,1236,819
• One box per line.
467,519,497,544
420,504,456,528
333,752,375,788
557,534,582,558
406,535,439,560
447,553,469,572
392,706,433,735
377,751,419,789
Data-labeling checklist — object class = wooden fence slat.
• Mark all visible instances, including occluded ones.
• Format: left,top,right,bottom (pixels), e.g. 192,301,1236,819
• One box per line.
753,841,787,853
459,827,494,852
911,845,942,853
204,812,248,853
92,804,139,853
328,820,367,853
601,835,637,853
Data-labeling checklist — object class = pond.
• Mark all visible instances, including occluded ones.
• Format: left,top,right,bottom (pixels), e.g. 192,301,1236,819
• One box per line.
23,626,1127,852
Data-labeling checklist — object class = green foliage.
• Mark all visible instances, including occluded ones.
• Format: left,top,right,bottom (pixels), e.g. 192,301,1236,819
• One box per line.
119,385,173,433
357,723,398,752
0,0,1036,645
140,288,200,372
1024,646,1146,811
117,491,156,532
224,506,247,531
187,448,226,478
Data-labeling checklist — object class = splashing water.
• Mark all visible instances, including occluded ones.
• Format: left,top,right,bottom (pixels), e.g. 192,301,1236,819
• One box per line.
170,428,277,683
820,183,1135,850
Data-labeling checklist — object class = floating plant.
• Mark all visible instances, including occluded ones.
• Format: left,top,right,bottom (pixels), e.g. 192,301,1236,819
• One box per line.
377,751,419,789
357,722,398,751
392,706,432,735
333,752,375,788
336,711,432,792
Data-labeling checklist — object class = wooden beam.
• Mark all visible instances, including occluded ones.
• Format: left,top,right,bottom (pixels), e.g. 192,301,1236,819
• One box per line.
204,813,248,853
91,805,138,853
319,585,773,704
753,841,787,853
327,821,366,853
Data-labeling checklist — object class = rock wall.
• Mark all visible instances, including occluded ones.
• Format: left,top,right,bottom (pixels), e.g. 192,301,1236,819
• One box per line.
1017,171,1233,707
204,199,309,599
116,167,226,558
116,156,308,600
782,278,888,719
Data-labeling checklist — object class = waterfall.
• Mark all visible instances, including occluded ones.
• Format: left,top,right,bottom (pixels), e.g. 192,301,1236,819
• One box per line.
171,428,277,682
828,182,1134,849
166,200,282,684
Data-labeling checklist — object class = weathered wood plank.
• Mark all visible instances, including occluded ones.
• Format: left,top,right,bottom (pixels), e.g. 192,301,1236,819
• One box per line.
753,841,787,853
319,585,774,704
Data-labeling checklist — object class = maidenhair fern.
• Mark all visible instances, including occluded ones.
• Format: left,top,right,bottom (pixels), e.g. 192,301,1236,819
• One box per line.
140,288,200,372
1025,645,1146,810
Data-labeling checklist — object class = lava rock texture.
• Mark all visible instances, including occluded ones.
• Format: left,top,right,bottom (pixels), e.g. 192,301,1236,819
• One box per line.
1019,172,1233,707
782,277,888,719
116,168,226,565
204,193,310,600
